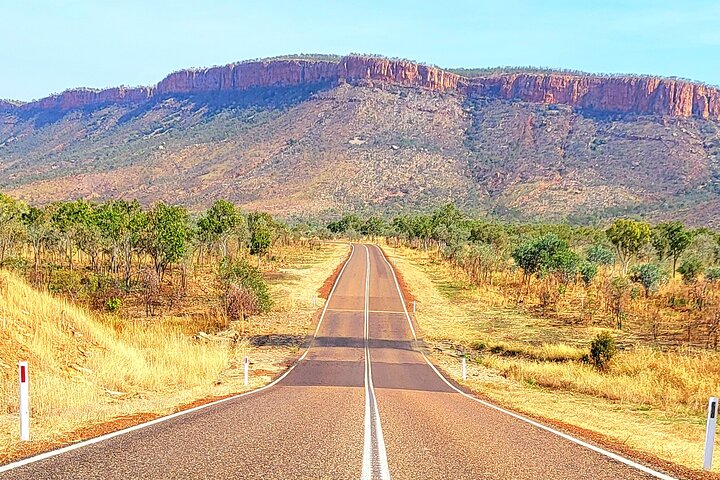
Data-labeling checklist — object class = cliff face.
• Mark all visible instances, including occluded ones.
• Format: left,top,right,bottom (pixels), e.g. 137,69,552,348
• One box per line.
338,56,465,90
465,74,720,119
5,55,720,121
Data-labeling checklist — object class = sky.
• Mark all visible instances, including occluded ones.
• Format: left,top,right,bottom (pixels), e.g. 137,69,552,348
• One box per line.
2,0,719,101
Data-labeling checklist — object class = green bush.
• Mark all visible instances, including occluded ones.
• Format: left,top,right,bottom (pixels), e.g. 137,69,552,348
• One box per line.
218,258,272,313
589,331,617,370
579,261,598,287
586,244,614,266
105,297,122,312
706,267,720,283
677,258,703,284
0,256,29,272
629,263,667,297
49,269,83,294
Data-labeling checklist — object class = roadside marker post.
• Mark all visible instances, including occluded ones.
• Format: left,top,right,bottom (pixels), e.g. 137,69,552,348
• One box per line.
18,361,29,441
705,397,718,470
412,301,416,313
462,357,467,381
244,356,249,386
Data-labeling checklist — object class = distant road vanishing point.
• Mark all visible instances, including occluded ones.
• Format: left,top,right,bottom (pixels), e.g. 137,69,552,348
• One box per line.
1,244,674,479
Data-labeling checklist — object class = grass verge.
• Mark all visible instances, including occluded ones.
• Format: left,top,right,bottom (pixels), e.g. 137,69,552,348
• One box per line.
384,243,720,477
0,242,348,464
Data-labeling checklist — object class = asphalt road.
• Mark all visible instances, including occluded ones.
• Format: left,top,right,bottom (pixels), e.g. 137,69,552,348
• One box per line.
1,244,672,479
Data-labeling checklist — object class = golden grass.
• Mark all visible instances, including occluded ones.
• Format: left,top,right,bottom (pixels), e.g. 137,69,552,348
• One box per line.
385,242,720,473
0,242,348,459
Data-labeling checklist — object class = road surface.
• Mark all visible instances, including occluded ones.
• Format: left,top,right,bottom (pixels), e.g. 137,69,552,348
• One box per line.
1,244,672,479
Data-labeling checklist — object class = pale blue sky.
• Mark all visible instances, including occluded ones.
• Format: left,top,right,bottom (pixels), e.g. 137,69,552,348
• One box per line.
2,0,719,101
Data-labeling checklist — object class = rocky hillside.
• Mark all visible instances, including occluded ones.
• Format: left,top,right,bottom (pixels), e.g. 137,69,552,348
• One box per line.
2,55,720,224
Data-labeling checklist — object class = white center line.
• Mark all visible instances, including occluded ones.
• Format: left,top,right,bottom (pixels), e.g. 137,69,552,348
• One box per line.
361,245,391,480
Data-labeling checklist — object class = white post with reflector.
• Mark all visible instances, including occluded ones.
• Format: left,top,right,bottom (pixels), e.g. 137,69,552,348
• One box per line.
244,356,249,386
412,301,416,314
705,397,718,470
18,361,29,441
462,356,467,381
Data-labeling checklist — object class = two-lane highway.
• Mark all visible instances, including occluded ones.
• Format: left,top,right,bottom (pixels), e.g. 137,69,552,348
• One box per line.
1,244,672,479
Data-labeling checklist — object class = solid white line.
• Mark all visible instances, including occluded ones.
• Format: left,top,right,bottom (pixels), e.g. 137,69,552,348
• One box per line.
0,244,357,474
361,245,391,480
373,245,676,480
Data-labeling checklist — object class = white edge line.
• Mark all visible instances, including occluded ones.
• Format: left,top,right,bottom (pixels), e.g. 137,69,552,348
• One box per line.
0,243,356,474
373,244,677,480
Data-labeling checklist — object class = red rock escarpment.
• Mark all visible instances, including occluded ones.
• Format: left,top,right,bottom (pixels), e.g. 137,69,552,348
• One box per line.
5,56,720,120
466,73,720,120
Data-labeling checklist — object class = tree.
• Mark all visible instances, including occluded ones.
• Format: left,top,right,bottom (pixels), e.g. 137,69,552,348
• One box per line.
51,200,92,270
606,219,651,275
651,221,693,277
629,263,667,297
21,206,53,274
360,216,387,239
511,233,577,283
144,202,191,281
0,194,27,262
327,214,363,235
197,200,241,258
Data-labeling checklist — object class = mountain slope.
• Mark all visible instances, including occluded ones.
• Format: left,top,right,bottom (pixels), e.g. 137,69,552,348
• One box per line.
1,55,720,225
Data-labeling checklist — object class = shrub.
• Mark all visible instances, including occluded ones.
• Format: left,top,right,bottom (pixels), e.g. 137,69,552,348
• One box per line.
677,258,704,284
590,331,617,370
579,261,598,287
0,256,29,272
706,267,720,283
629,263,667,297
586,244,614,266
218,258,272,313
225,283,259,320
105,297,122,312
49,269,83,295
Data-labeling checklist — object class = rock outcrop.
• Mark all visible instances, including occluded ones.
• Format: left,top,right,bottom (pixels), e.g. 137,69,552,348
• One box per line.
5,55,720,120
465,74,720,120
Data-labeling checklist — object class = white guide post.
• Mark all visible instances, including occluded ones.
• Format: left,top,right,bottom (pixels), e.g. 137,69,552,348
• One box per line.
18,361,29,441
462,356,467,381
705,397,718,470
412,300,416,314
244,356,249,386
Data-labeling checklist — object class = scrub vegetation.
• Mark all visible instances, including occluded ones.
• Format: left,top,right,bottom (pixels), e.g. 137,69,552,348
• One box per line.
0,192,347,461
328,205,720,472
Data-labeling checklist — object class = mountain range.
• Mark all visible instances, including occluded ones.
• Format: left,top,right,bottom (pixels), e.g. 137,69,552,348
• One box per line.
2,54,719,225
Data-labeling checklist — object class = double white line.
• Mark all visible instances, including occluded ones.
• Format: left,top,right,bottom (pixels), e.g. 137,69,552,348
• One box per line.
360,245,391,480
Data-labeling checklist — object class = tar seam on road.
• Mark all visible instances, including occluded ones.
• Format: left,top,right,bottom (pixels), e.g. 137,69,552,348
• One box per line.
0,246,359,475
361,245,391,480
373,244,677,480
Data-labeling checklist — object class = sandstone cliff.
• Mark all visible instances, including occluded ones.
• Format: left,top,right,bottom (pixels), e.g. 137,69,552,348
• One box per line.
5,55,720,121
465,74,720,120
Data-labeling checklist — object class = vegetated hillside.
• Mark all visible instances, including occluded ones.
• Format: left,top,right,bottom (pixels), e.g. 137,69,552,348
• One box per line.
1,54,719,225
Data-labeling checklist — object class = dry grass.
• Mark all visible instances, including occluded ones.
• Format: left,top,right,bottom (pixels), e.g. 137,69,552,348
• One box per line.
386,242,720,473
0,242,347,460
